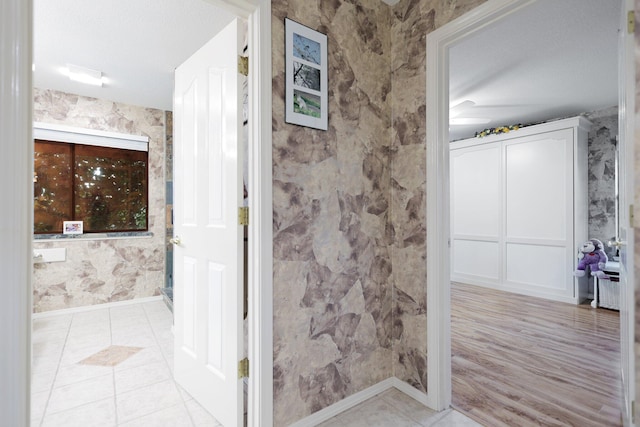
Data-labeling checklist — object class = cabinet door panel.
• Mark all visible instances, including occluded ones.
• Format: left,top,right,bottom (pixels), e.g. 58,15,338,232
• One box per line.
504,130,573,241
451,145,501,237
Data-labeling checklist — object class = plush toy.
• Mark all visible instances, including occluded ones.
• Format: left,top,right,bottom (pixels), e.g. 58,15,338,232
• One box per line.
574,239,608,279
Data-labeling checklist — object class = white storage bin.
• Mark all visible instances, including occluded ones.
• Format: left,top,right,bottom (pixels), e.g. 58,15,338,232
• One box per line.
597,276,619,310
592,261,620,311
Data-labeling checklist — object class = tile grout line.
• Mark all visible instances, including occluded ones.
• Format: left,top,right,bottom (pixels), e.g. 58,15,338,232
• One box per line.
127,302,197,427
109,307,120,426
38,313,73,427
144,302,198,427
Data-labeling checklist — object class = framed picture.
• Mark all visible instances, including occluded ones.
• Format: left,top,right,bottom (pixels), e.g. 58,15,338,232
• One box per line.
285,18,328,130
63,220,83,235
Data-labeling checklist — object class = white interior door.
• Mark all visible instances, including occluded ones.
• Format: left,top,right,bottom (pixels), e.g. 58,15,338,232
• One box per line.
617,1,635,425
172,18,244,427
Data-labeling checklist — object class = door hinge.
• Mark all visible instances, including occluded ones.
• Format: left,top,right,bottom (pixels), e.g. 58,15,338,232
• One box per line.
238,357,249,378
239,207,249,226
238,56,249,76
629,11,635,34
630,204,635,228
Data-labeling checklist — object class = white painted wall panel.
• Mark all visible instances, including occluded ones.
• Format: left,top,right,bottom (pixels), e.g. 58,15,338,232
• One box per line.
505,243,567,291
452,239,500,280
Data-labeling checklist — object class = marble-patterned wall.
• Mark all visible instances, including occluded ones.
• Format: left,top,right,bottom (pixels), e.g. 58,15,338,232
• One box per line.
271,1,393,425
585,107,618,259
32,88,166,312
389,0,487,393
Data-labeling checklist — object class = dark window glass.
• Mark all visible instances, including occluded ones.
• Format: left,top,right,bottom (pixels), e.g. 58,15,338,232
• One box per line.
34,140,148,234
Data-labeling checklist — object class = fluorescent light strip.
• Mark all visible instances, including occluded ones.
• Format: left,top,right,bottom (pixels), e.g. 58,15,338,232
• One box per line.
62,64,104,87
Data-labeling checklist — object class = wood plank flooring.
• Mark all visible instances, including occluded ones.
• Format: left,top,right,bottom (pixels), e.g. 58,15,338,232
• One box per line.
451,282,621,427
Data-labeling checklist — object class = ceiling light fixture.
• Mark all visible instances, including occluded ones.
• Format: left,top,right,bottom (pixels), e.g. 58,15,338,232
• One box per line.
449,100,475,118
62,64,104,87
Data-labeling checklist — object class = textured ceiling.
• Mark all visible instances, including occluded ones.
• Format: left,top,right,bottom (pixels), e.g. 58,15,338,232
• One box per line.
448,0,620,140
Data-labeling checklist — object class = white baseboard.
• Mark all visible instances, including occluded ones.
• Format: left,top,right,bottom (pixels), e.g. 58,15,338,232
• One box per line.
32,295,164,319
390,377,429,407
289,377,431,426
289,378,395,427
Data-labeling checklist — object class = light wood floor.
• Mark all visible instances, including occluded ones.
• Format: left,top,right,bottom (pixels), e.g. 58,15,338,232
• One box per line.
451,282,621,427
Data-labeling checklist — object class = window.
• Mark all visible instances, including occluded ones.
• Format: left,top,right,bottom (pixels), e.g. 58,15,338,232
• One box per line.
33,123,149,234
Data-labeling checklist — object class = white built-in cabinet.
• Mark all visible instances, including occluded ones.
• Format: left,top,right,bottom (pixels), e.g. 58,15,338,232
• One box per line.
450,116,591,304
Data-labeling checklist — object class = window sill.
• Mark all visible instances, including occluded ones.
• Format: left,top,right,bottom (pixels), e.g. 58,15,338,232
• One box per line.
34,231,153,242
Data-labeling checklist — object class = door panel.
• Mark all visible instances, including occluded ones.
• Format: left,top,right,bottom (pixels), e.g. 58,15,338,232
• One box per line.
173,18,244,427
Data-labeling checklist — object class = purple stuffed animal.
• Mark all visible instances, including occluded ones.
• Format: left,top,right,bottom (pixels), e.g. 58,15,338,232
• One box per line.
574,239,608,279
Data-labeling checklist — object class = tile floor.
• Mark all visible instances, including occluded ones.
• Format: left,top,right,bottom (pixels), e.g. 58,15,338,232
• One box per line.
319,388,482,427
31,300,222,427
32,300,481,427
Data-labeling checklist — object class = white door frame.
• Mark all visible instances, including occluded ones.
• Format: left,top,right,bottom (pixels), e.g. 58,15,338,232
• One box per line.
205,2,274,426
0,0,33,425
1,0,273,426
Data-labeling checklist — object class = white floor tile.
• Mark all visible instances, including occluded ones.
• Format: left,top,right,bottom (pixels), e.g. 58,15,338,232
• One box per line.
378,388,438,424
31,389,50,422
46,372,114,415
111,331,157,348
114,360,172,394
318,397,421,427
115,379,182,423
58,343,112,367
32,328,68,347
33,315,73,334
432,410,483,427
63,332,111,352
32,354,63,377
176,383,194,403
41,397,116,427
70,309,110,326
32,340,65,360
114,345,167,371
119,402,193,427
31,367,57,394
184,399,223,427
53,362,113,388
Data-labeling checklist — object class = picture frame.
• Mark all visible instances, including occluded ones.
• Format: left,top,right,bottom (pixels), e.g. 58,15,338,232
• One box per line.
285,18,328,131
63,220,83,235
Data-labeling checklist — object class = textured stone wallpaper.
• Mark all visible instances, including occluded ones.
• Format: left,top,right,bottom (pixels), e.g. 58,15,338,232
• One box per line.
32,88,166,312
389,0,487,393
271,1,392,425
585,107,618,259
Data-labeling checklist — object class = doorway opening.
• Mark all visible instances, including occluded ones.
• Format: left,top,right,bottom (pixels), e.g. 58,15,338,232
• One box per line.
29,0,273,426
426,0,632,425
